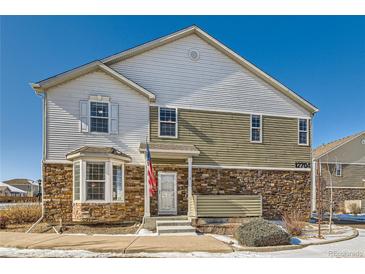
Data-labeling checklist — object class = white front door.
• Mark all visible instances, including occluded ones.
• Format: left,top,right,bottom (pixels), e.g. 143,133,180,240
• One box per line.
158,172,177,215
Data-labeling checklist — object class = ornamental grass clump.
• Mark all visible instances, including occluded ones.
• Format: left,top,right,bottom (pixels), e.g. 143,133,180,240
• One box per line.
282,211,306,236
234,218,290,247
0,204,41,225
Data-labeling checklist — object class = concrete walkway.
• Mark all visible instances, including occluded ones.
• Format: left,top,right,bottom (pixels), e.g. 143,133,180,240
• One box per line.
0,232,233,254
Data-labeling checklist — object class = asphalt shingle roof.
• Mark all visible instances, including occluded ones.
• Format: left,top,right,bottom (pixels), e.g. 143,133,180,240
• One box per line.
313,131,364,160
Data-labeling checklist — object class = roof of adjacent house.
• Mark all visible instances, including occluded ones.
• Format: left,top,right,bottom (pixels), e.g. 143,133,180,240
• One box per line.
66,146,132,161
3,178,38,186
313,131,365,160
30,25,318,114
139,142,200,154
0,182,27,194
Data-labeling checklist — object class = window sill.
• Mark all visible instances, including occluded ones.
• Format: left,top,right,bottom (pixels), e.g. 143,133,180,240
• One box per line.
73,200,125,204
158,135,178,139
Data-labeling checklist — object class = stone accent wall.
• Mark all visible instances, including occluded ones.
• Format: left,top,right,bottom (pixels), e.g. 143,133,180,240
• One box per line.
192,168,311,219
150,165,188,216
322,188,365,213
43,164,73,223
43,163,145,224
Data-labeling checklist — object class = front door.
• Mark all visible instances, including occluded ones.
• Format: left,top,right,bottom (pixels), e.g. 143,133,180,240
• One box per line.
158,172,177,215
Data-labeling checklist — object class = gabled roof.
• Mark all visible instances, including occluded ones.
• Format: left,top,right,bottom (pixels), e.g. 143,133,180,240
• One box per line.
3,178,36,186
30,61,156,102
313,131,365,160
102,25,318,114
31,25,318,114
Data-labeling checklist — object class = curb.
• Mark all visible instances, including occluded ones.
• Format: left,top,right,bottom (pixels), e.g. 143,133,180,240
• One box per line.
232,228,359,253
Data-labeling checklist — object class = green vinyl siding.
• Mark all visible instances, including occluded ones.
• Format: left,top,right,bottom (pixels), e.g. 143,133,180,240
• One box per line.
321,164,365,188
150,106,311,168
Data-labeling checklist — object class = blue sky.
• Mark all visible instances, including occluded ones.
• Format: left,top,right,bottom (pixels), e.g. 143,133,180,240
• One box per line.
1,16,364,181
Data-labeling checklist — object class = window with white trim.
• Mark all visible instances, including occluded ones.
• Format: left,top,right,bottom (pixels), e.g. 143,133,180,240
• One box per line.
73,162,80,201
335,163,342,177
90,102,109,133
250,114,262,142
159,107,177,137
298,119,309,145
112,164,123,201
86,162,105,200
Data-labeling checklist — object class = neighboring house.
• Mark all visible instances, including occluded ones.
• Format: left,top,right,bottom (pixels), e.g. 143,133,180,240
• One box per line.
0,182,27,197
312,131,365,213
3,179,40,197
31,25,318,224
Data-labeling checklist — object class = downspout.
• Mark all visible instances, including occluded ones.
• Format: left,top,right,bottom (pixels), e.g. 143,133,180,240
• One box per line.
27,91,46,233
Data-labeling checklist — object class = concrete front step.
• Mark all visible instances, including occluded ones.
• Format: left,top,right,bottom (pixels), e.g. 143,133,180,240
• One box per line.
154,216,188,221
156,220,192,226
157,225,197,235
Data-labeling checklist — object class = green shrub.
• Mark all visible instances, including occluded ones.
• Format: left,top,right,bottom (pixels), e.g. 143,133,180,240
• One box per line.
234,218,290,247
0,204,41,224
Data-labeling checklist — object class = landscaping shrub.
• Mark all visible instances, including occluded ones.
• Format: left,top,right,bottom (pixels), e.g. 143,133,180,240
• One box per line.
234,218,290,247
0,216,8,229
0,204,41,224
282,211,306,236
348,203,362,215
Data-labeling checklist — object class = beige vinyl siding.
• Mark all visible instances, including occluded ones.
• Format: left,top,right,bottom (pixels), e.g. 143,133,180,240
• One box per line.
154,158,187,165
191,195,262,217
321,164,365,188
150,107,311,168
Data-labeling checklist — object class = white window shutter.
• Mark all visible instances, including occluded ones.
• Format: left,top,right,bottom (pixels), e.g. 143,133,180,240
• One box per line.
110,103,119,134
80,100,89,132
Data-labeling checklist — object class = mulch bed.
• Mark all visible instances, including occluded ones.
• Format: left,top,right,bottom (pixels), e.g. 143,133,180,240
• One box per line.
1,222,139,235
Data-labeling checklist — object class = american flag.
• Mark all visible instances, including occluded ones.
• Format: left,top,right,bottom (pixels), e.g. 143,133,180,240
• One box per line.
146,143,157,196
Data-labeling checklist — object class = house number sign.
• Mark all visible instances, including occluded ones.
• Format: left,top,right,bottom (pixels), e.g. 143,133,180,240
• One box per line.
295,162,311,168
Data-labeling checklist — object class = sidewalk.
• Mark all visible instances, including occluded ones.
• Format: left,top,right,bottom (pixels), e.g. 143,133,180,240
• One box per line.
0,232,233,254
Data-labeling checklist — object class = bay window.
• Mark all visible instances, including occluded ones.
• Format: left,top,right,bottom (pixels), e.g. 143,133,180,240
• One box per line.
86,162,105,200
112,164,123,201
73,161,80,201
72,160,125,203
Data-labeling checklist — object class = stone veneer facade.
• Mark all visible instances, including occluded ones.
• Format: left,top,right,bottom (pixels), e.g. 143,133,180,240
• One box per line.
322,188,365,212
191,167,311,219
43,163,144,224
43,163,311,223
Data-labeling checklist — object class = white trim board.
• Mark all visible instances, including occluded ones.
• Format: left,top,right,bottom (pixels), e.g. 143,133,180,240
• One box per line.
31,62,156,101
325,186,365,189
150,104,312,120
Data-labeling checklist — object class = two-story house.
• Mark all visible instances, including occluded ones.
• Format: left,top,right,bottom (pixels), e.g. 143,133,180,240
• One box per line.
31,26,318,224
312,131,365,213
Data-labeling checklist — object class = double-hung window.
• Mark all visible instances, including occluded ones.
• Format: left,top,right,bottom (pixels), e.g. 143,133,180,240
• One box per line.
159,107,177,138
86,162,105,200
335,163,342,177
298,119,309,145
73,162,80,201
112,164,123,201
90,102,109,133
250,114,262,143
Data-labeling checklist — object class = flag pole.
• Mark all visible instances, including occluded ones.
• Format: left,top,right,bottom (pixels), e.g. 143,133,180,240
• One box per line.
144,136,150,217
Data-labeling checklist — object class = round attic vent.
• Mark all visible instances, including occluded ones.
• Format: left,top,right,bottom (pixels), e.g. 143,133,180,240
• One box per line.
188,49,200,61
